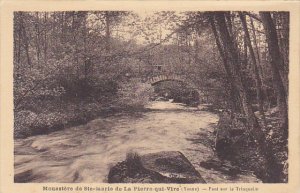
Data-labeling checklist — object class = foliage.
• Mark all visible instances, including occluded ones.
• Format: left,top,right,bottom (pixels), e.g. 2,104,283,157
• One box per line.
117,79,154,108
216,109,288,182
14,98,106,138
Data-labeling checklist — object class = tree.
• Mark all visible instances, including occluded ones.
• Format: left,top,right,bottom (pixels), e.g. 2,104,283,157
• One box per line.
260,12,288,139
239,12,266,126
208,14,241,113
210,11,282,182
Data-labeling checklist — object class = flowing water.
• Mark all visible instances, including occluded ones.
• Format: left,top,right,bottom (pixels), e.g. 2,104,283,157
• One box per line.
14,101,260,183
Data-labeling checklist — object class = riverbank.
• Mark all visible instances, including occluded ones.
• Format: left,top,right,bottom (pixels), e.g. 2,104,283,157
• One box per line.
215,109,288,183
14,96,150,139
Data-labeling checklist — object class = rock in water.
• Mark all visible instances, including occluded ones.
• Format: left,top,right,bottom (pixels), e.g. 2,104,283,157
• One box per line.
108,151,206,183
141,151,206,183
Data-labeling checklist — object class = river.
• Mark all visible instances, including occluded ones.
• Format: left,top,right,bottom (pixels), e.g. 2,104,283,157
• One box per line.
14,101,260,183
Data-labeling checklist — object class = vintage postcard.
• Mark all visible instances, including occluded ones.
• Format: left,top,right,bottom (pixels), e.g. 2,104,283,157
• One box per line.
0,1,299,193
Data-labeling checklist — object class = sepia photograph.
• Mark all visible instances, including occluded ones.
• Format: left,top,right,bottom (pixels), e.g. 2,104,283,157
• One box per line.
12,10,290,184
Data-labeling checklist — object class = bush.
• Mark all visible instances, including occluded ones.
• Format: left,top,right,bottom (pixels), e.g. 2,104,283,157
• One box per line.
14,109,68,138
14,110,38,138
117,79,154,108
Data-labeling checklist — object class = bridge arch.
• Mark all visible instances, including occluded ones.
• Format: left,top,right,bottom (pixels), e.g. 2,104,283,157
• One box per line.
146,74,201,105
147,75,198,90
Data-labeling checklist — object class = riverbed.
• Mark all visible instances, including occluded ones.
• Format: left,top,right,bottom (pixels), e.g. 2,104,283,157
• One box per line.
14,101,260,183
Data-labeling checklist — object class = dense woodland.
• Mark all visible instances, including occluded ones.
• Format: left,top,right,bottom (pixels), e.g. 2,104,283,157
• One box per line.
14,11,289,183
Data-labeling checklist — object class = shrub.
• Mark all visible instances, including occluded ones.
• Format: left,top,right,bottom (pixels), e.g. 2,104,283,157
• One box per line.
14,110,38,138
117,79,154,108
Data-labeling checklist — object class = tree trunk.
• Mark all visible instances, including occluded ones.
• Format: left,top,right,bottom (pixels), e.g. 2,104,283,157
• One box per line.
275,12,289,93
208,14,241,113
249,16,269,109
35,12,41,66
239,12,267,126
44,12,48,65
105,11,111,52
17,14,22,65
20,13,31,67
260,12,288,139
194,37,199,64
281,13,289,77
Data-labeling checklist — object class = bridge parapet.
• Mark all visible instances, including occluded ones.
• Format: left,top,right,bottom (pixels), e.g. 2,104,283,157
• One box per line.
147,74,186,85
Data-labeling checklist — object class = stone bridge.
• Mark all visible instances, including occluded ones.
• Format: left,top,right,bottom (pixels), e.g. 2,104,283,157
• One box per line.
146,74,202,105
146,74,198,90
144,74,216,104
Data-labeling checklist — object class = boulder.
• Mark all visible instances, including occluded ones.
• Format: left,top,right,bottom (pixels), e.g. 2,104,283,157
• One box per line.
108,151,205,183
199,159,241,176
